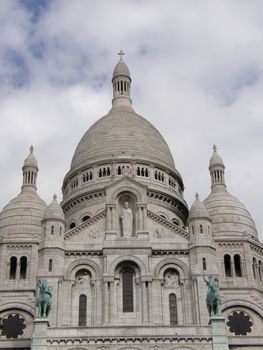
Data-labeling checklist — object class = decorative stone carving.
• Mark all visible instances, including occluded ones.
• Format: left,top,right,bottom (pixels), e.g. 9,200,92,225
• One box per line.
121,201,133,237
77,271,90,285
154,227,163,238
89,228,101,239
0,314,26,338
121,165,131,175
164,270,179,287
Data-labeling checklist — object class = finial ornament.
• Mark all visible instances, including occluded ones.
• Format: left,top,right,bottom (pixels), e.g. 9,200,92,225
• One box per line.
53,194,57,201
213,144,217,152
30,145,34,153
195,192,199,199
118,49,125,59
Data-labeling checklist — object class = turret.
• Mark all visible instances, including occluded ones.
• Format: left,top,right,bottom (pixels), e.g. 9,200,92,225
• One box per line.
209,144,226,192
112,50,132,108
22,145,39,191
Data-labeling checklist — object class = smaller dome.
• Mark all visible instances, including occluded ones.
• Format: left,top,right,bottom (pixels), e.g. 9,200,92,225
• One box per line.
188,193,210,221
113,55,130,79
209,145,224,168
23,145,38,168
0,191,46,238
203,190,257,238
43,194,65,221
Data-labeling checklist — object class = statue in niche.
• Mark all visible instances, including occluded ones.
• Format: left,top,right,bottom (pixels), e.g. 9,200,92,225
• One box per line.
121,201,133,237
164,270,179,287
77,271,90,285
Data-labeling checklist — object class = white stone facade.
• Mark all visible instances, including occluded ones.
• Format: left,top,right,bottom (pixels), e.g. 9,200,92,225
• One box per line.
0,56,262,350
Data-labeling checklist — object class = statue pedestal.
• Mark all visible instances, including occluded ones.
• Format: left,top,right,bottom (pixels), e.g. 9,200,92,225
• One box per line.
31,318,49,350
210,315,229,350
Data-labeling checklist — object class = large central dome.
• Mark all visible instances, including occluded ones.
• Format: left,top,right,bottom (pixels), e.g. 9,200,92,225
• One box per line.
70,106,176,172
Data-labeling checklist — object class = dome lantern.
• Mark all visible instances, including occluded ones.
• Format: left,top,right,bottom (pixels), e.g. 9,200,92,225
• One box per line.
209,145,226,192
22,145,39,192
112,50,132,108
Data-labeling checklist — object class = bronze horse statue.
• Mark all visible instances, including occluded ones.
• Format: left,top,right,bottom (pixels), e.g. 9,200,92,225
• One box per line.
204,276,221,316
36,279,53,318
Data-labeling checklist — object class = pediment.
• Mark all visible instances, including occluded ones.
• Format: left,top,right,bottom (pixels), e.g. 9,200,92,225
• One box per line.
106,176,147,203
64,211,105,241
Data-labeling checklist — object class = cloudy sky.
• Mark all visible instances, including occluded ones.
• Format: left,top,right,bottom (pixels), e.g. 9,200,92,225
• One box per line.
0,0,262,239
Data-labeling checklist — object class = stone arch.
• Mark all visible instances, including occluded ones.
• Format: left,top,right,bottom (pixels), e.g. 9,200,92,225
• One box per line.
108,255,147,276
0,302,35,317
154,258,190,279
221,299,263,319
168,346,198,350
65,258,101,280
110,183,144,203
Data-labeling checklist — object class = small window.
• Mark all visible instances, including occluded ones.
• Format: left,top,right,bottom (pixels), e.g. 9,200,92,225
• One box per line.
200,224,203,233
224,254,231,277
51,226,54,235
9,256,17,280
169,294,178,325
59,227,62,236
20,256,27,279
252,257,257,279
123,270,134,312
82,215,90,222
234,254,242,277
202,257,207,271
69,222,76,229
192,226,194,234
48,259,53,272
79,294,87,326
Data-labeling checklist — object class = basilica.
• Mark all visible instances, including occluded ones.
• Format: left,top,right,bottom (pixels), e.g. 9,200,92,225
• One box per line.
0,55,263,350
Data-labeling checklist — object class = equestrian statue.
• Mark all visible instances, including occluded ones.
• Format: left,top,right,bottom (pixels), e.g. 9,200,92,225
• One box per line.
36,279,53,318
203,275,221,316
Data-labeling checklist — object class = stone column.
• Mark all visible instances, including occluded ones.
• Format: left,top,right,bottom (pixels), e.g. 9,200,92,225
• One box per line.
31,318,49,350
210,315,230,350
103,281,109,324
230,257,235,277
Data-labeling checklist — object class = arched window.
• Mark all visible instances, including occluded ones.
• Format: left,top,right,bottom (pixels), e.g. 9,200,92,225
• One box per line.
224,254,231,277
192,226,194,234
234,254,242,277
9,256,17,279
82,215,90,222
252,257,257,279
48,259,53,272
169,293,178,325
69,222,76,229
200,224,203,233
122,270,134,312
202,257,207,271
78,294,87,326
51,225,54,235
259,261,262,282
20,256,27,279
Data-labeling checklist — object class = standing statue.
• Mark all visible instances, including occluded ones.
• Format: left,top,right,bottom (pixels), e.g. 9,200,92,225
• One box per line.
121,201,133,237
36,279,53,318
203,276,221,316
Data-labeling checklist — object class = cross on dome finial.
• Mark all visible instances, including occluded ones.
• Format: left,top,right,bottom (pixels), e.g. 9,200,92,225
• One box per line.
195,192,199,199
213,144,217,152
118,49,125,59
30,145,34,153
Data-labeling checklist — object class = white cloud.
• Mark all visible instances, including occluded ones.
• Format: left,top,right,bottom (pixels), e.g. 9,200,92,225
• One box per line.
0,0,262,239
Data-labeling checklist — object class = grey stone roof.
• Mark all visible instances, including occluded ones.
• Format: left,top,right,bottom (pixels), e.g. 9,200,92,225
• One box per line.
112,57,130,79
70,104,176,172
0,189,46,237
203,189,257,238
43,195,65,221
188,193,210,221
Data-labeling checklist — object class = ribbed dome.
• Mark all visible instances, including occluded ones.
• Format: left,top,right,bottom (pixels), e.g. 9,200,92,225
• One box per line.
0,190,46,238
44,195,65,221
188,193,210,221
203,190,257,238
70,106,176,172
